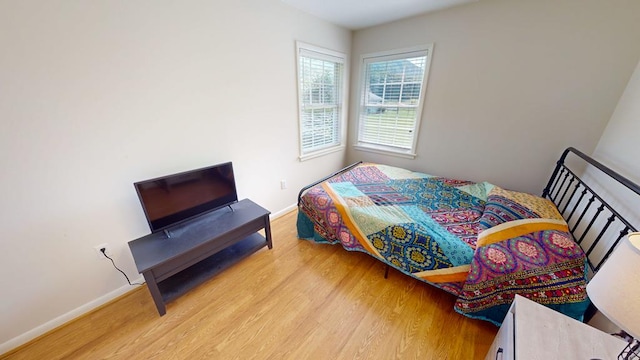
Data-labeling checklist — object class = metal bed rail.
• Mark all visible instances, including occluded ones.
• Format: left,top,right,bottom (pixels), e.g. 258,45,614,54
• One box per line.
297,161,363,206
542,147,640,273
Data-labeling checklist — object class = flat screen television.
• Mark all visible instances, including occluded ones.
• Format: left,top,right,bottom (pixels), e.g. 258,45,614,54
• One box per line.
134,162,238,234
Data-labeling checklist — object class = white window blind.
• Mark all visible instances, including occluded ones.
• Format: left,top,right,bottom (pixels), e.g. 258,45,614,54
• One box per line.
297,43,346,158
357,46,433,157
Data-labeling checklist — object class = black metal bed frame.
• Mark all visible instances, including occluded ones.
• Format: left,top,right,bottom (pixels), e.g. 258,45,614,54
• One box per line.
542,147,640,274
298,147,640,278
297,161,363,206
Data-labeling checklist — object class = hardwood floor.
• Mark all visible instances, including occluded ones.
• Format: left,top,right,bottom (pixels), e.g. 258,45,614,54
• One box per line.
2,210,497,359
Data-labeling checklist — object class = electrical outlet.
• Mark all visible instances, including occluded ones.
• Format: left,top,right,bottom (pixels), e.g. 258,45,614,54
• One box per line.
94,243,111,259
280,179,287,190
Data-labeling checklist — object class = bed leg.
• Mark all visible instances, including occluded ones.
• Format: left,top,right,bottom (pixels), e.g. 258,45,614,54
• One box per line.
584,303,598,323
384,264,390,279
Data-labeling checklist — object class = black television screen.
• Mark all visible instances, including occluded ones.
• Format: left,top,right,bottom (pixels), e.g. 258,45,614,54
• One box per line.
134,162,238,233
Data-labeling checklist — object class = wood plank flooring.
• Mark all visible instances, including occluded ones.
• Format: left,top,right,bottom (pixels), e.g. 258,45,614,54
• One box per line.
2,210,497,359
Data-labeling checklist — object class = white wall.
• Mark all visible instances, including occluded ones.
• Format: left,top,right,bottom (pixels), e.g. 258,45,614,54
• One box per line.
347,0,640,194
591,59,640,228
593,58,640,186
0,0,350,351
582,53,640,336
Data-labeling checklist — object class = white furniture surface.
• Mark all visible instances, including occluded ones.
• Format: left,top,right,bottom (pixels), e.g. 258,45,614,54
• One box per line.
484,295,627,360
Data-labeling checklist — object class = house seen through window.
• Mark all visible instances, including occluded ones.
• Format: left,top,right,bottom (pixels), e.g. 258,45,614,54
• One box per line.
356,45,433,158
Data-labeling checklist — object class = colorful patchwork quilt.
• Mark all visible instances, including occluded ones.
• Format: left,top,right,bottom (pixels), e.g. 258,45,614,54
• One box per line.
297,163,589,325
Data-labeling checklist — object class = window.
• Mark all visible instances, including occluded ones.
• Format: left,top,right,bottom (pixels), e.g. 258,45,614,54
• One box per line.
296,42,347,160
355,45,433,158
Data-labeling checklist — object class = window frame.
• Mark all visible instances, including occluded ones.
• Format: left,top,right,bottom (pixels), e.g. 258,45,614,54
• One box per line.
295,41,348,161
354,44,434,159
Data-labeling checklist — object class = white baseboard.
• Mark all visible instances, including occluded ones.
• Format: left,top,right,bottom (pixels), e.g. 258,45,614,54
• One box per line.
1,204,299,356
270,203,297,219
0,276,144,356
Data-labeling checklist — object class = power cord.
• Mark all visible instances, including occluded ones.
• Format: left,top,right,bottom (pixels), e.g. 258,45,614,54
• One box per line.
100,248,144,286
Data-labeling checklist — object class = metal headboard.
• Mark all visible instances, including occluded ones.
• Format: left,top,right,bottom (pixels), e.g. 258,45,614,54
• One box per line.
542,147,640,274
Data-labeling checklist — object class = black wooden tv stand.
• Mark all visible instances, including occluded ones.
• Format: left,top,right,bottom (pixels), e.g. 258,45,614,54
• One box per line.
128,199,272,315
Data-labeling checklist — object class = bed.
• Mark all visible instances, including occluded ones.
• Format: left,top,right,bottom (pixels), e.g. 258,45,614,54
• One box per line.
296,147,640,325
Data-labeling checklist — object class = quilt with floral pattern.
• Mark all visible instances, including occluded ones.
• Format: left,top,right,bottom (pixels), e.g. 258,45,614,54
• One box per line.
297,163,589,325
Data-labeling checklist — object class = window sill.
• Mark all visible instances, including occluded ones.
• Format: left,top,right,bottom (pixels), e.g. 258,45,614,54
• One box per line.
353,144,417,159
299,145,345,162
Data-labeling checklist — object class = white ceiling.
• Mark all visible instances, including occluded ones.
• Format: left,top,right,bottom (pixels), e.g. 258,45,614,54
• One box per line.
281,0,478,30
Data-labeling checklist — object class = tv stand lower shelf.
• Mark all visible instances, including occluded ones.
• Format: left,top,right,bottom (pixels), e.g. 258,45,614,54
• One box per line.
157,233,266,304
128,199,271,315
